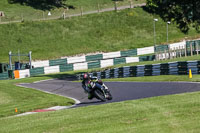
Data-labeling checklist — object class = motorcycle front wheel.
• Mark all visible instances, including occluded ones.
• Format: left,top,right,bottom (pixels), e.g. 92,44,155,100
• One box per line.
106,91,112,100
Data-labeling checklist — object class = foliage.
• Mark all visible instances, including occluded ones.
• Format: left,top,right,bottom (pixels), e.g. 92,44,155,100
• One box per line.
7,0,67,10
146,0,200,33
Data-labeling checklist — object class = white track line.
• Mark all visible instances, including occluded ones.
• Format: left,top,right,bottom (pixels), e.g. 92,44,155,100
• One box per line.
15,81,81,117
33,79,55,83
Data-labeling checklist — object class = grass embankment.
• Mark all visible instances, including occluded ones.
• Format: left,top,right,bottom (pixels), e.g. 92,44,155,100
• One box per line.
0,8,200,62
0,76,74,118
1,89,200,133
0,0,145,22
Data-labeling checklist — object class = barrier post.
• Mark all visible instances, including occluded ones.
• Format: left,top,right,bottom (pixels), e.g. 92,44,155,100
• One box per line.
97,3,100,13
168,47,171,59
179,46,181,57
196,41,199,56
184,45,187,57
9,51,12,70
80,6,83,16
114,1,118,12
63,10,66,19
190,43,193,56
129,0,133,8
43,11,45,20
21,13,24,22
29,51,32,69
173,48,175,58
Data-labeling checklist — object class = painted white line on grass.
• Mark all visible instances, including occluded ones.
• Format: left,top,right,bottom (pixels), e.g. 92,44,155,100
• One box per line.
16,112,37,117
16,84,30,88
15,105,77,117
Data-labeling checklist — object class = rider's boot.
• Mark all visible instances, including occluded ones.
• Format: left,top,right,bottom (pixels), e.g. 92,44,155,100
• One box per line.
88,93,93,100
85,87,93,100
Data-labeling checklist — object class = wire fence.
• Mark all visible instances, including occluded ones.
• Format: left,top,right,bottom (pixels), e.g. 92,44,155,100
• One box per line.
0,2,146,24
155,40,200,61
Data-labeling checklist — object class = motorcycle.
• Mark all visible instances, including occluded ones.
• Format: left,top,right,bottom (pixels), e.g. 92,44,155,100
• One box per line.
90,81,112,102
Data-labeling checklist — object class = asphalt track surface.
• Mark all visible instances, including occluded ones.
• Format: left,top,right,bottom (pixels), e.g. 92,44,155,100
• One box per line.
20,79,200,108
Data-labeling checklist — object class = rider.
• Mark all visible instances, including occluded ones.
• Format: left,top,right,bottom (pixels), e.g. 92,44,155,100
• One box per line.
82,73,103,100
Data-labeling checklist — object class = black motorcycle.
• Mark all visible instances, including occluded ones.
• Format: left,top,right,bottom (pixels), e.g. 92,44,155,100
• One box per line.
91,82,112,102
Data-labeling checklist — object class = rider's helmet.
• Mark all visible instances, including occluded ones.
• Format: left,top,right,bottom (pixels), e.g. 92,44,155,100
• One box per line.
99,80,103,85
83,73,90,81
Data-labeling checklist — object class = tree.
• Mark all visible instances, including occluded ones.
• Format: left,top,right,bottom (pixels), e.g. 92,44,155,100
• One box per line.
146,0,200,33
8,0,67,10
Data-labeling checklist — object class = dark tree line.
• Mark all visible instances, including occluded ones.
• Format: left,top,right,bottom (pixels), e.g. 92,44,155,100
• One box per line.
146,0,200,33
8,0,67,10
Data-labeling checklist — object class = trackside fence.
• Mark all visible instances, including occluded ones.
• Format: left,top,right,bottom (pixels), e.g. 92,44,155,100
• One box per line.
77,61,200,80
0,72,9,80
1,40,200,80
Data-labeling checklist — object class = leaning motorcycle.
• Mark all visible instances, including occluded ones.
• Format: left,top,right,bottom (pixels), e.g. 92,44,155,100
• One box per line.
91,82,112,102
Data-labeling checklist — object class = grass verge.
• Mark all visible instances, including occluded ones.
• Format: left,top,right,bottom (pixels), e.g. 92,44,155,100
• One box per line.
0,76,75,118
0,90,200,133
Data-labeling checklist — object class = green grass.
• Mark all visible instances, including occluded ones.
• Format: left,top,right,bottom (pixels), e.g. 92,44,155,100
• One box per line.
1,90,200,133
1,1,200,131
0,8,200,63
0,0,145,22
0,76,74,118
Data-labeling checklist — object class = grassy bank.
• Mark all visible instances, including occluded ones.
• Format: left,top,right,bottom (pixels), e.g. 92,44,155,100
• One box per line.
0,8,200,63
1,90,200,133
0,76,74,118
0,0,145,22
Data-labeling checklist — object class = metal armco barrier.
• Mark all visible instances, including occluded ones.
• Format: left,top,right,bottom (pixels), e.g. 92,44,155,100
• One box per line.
78,61,200,80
